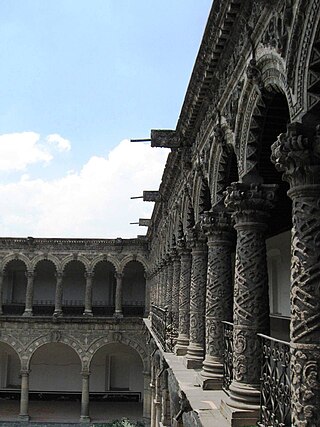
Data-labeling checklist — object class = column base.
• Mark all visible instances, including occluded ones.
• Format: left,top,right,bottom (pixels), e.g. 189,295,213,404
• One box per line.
19,415,30,421
113,312,123,318
53,310,63,318
184,355,203,369
197,372,223,390
220,398,259,427
226,381,261,411
175,334,189,355
80,415,90,423
184,343,204,369
83,310,93,317
198,356,224,389
22,310,33,317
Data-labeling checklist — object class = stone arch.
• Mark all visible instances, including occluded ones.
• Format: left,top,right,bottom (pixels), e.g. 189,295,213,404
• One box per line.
236,55,293,179
60,254,90,272
0,338,23,367
119,254,149,274
25,332,85,370
90,254,120,273
31,254,60,271
86,334,149,373
1,253,32,272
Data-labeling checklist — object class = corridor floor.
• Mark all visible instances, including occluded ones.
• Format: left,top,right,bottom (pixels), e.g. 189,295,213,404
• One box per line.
0,400,143,423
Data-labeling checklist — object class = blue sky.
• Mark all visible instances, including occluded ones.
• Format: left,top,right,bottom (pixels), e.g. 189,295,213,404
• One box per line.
0,1,212,238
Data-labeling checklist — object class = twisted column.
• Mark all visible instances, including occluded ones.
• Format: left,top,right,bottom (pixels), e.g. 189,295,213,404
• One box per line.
175,244,192,355
185,231,208,368
224,182,277,410
23,271,35,317
165,256,173,313
83,272,93,316
53,272,64,317
200,210,234,389
171,250,181,339
271,123,320,427
19,369,30,421
114,272,123,317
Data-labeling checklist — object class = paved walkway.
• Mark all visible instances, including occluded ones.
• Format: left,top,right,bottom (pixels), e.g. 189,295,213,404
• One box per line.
0,400,143,424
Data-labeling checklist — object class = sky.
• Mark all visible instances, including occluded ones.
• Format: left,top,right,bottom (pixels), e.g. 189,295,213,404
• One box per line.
0,0,212,238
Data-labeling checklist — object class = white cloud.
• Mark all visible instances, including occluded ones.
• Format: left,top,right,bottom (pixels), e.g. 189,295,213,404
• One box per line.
0,132,52,171
0,139,168,238
0,131,71,172
46,133,71,152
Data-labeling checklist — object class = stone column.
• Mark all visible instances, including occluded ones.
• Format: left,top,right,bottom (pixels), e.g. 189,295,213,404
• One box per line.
80,371,90,422
175,244,192,355
23,271,34,317
83,272,93,316
171,250,181,340
165,256,173,314
155,376,162,427
143,371,152,425
144,273,151,317
114,272,123,317
224,181,277,410
53,272,63,317
185,230,208,368
0,272,5,315
271,123,320,427
199,210,234,389
19,369,30,421
161,259,168,309
150,368,156,427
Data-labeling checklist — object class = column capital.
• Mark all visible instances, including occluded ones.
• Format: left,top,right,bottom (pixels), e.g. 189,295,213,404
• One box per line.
25,270,35,279
224,182,277,226
271,122,320,189
114,272,123,280
55,271,64,280
85,271,93,279
20,369,30,376
201,210,234,239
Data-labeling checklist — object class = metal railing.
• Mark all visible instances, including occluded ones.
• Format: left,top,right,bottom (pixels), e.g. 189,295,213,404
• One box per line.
150,304,175,352
258,334,291,427
222,321,234,393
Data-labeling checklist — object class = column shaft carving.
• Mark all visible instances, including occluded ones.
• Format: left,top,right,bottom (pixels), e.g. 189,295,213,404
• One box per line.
271,123,320,427
23,271,34,317
83,272,93,316
165,259,173,313
200,211,234,389
171,252,181,338
175,247,192,355
224,182,277,410
114,272,123,317
53,272,63,316
185,232,208,368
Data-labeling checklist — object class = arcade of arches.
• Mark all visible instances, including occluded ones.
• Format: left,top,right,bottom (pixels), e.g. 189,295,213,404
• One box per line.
1,1,320,427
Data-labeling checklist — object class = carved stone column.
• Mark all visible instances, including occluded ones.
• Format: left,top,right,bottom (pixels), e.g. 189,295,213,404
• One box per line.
80,371,90,422
53,272,64,317
165,256,173,313
144,273,151,317
19,369,30,421
271,123,320,427
224,182,277,410
114,272,123,317
23,271,35,317
0,272,5,315
185,230,208,368
143,371,152,425
83,272,93,316
161,259,168,309
175,244,192,355
171,250,181,339
199,210,234,389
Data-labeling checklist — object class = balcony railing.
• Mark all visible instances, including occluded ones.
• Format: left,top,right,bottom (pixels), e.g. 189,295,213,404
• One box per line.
150,304,175,352
222,321,233,393
258,334,291,427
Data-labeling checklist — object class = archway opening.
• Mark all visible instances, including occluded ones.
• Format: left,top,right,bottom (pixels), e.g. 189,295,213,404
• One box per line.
63,261,86,315
256,90,291,340
33,260,56,315
92,261,116,316
3,260,27,315
122,261,145,316
0,342,21,418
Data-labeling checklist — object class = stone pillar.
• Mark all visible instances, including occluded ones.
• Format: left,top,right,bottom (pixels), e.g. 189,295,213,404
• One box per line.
19,369,30,421
53,272,63,317
80,371,90,422
199,211,234,389
114,272,123,317
0,272,5,315
144,273,151,317
150,369,156,427
165,256,173,314
155,376,162,427
271,123,320,427
171,250,181,339
185,231,208,368
83,272,93,316
143,371,152,425
23,271,34,317
224,181,276,410
161,259,168,309
175,245,192,355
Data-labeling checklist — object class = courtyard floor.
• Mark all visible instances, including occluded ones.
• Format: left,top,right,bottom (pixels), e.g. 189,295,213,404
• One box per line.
0,400,143,424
